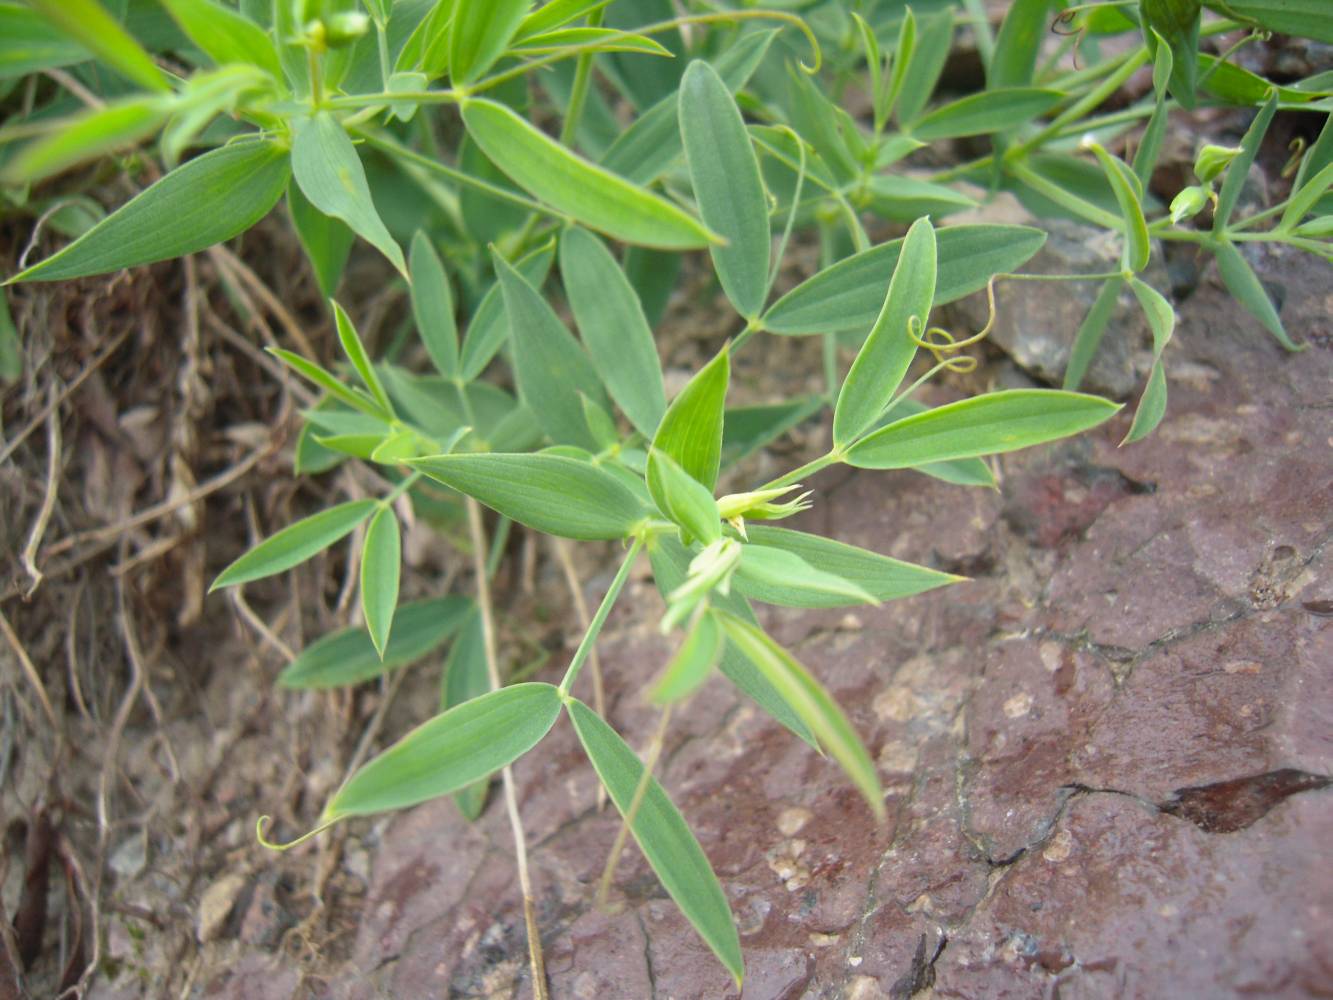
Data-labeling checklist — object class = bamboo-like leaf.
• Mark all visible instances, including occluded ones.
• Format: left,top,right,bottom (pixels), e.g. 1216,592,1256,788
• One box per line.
409,231,459,379
409,453,647,540
459,240,555,381
862,175,976,222
24,0,169,92
333,301,393,416
895,9,954,125
515,0,610,41
743,526,961,604
513,26,669,56
1142,0,1200,106
651,346,728,493
1213,94,1276,233
1,97,168,185
559,227,666,438
1087,142,1151,272
158,0,282,79
989,0,1051,88
647,449,721,546
567,699,743,985
911,88,1063,140
834,217,936,447
1063,276,1125,391
1132,38,1173,187
1122,278,1175,443
448,0,530,85
395,0,455,79
679,59,770,318
0,4,90,79
1280,161,1333,232
442,609,492,819
211,499,378,590
288,180,354,298
866,399,996,487
650,610,723,704
494,249,607,449
324,684,563,820
880,7,916,128
361,507,401,659
846,390,1121,469
291,113,406,277
269,349,388,420
280,596,472,688
1212,239,1298,349
462,98,718,249
716,614,885,823
1206,0,1333,42
762,225,1045,335
735,545,877,609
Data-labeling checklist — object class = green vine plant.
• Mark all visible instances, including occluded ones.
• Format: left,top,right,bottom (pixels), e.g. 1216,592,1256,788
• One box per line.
3,0,1330,991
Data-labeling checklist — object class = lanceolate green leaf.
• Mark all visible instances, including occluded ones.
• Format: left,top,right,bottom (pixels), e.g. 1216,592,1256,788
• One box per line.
834,217,936,447
409,453,648,540
494,250,607,449
679,60,770,319
279,596,473,688
1122,277,1176,444
449,0,530,85
210,499,378,590
291,113,406,277
288,181,354,298
845,389,1121,469
269,349,388,420
762,226,1046,335
650,610,723,703
0,3,90,79
716,614,885,824
989,0,1052,88
743,526,962,603
516,0,610,40
361,507,402,659
460,240,555,381
158,0,282,79
462,98,718,249
1211,239,1298,350
1142,0,1200,106
651,346,729,493
1206,0,1333,42
409,231,459,379
1063,276,1125,391
559,228,666,438
1,97,168,185
324,684,563,820
735,545,877,609
567,699,744,985
442,610,492,820
910,88,1063,141
648,449,721,546
1087,143,1151,272
333,302,393,416
1213,94,1276,233
24,0,169,92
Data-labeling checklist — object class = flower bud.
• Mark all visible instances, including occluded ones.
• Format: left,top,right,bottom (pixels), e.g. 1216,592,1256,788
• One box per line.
1193,144,1240,183
1169,184,1210,223
324,11,370,47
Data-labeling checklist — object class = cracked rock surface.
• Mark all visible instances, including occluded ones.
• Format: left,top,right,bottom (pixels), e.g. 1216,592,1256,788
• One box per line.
218,265,1329,999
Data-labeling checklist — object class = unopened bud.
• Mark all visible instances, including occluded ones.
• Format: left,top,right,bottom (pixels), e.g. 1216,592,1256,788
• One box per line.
1193,144,1240,183
1169,184,1209,223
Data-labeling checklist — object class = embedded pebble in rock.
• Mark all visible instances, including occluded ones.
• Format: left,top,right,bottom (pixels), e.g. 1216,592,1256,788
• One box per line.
195,873,247,944
199,233,1333,999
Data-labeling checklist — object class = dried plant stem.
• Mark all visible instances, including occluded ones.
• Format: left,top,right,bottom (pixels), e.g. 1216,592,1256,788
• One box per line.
466,499,548,1000
596,703,672,911
20,386,61,596
0,607,58,731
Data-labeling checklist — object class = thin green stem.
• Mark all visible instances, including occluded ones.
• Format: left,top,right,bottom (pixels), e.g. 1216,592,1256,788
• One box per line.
382,470,423,506
730,318,765,355
559,7,603,147
760,450,840,492
557,537,645,696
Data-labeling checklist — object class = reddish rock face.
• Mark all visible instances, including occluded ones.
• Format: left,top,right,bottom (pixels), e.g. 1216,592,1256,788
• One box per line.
300,270,1329,999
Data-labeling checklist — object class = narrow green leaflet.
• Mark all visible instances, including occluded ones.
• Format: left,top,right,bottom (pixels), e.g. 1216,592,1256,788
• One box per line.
408,453,647,540
744,525,962,602
863,176,976,222
0,3,89,79
333,302,393,416
716,615,885,824
24,0,169,92
324,684,563,820
1132,37,1174,187
866,399,996,487
1063,276,1125,391
462,98,718,249
559,228,666,438
0,290,19,383
288,181,354,298
158,0,282,79
291,113,407,277
1087,142,1151,272
1142,0,1200,106
567,699,743,985
1123,278,1176,443
650,610,723,703
895,8,953,126
735,545,877,609
834,217,936,447
1280,161,1333,232
513,27,669,57
846,389,1121,469
361,507,402,659
408,232,459,379
989,0,1051,88
459,240,555,381
395,0,455,79
880,7,916,128
515,0,610,40
647,449,721,546
2,97,168,185
270,349,388,419
1214,94,1276,233
210,499,378,590
495,250,607,449
911,88,1063,141
442,611,492,820
679,60,771,318
1208,0,1333,42
651,346,729,493
762,226,1046,335
279,596,473,688
448,0,530,85
1211,240,1298,350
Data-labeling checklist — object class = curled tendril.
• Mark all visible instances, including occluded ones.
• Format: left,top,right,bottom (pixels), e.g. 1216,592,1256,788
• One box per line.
256,813,340,851
907,274,1004,374
1282,137,1307,179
